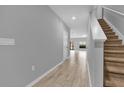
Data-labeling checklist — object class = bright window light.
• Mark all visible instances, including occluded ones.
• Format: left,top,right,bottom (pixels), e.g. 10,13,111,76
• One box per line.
72,16,76,20
79,42,86,45
79,42,83,45
82,42,86,45
82,34,87,38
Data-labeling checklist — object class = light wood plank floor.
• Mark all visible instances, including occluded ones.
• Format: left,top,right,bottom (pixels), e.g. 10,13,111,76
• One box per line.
33,50,89,87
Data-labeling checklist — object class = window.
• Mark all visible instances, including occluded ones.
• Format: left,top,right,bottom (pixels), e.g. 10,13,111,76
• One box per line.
79,42,86,48
70,41,74,50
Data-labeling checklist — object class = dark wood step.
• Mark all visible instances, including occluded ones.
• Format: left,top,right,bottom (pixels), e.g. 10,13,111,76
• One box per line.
105,57,124,63
99,23,109,25
104,41,122,44
104,32,115,35
105,62,124,74
105,39,122,42
99,23,108,25
101,25,109,28
102,26,111,29
107,35,118,39
103,29,113,34
105,53,124,58
105,42,122,45
103,29,113,32
105,73,124,87
104,43,121,47
104,32,113,35
98,21,107,23
104,50,124,54
104,45,124,50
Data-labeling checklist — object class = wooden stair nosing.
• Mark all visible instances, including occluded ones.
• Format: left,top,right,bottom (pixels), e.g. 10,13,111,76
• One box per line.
104,47,124,49
104,44,122,47
103,28,113,31
105,32,115,34
105,57,124,63
105,39,121,42
105,62,124,74
106,35,118,39
104,73,124,87
104,53,124,58
105,41,122,44
104,50,124,54
104,46,124,50
102,26,111,28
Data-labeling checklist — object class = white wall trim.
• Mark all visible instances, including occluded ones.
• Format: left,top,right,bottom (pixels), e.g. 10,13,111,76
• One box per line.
104,17,124,44
103,6,124,16
86,60,92,87
26,57,69,87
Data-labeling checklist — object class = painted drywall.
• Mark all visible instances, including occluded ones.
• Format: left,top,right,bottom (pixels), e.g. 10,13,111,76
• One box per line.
0,6,70,86
70,38,87,50
50,5,93,38
92,5,102,19
104,5,124,14
104,5,124,36
87,11,106,87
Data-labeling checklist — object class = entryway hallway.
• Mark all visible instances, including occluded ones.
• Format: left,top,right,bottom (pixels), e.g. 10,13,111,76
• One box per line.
33,50,89,87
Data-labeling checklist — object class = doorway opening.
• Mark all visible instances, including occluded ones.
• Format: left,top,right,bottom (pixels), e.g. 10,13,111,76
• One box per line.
70,41,75,50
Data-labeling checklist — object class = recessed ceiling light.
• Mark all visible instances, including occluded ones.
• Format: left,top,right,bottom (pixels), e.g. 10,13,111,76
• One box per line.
72,16,76,20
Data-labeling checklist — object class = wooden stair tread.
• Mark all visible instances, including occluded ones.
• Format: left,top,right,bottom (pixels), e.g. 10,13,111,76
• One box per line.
104,50,124,53
104,44,122,47
105,45,124,47
102,26,111,28
105,40,122,44
101,25,109,27
106,62,124,74
105,39,121,42
105,73,124,87
105,57,124,63
104,42,122,44
108,35,117,37
105,32,115,34
104,31,113,34
107,36,118,39
105,52,124,55
105,79,124,87
105,53,124,58
103,28,113,31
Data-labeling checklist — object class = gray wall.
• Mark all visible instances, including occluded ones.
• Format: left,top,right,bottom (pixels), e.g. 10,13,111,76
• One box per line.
104,5,124,36
0,6,70,86
87,12,105,87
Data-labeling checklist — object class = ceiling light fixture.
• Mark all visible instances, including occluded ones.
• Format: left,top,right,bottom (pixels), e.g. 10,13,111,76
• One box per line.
72,16,76,20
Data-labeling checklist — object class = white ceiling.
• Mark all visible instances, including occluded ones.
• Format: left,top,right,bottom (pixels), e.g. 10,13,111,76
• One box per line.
49,5,93,38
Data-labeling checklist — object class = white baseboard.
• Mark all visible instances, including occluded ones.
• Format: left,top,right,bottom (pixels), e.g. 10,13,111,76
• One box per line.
26,57,69,87
86,60,92,87
104,17,124,44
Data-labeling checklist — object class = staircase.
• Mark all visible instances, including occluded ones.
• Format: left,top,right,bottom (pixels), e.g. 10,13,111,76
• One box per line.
98,19,124,87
